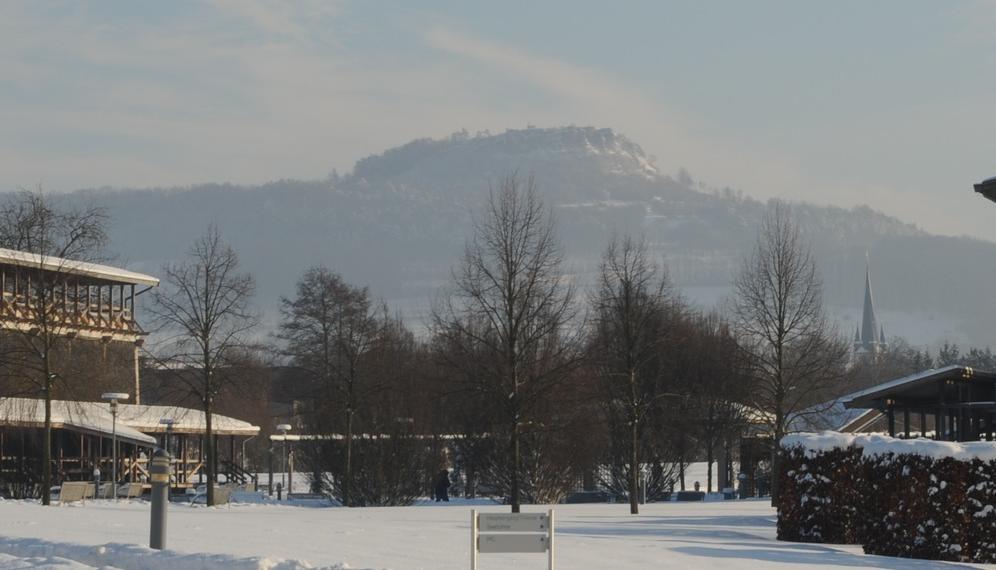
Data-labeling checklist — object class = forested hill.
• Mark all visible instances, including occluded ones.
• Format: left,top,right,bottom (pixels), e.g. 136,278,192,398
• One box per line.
66,126,995,346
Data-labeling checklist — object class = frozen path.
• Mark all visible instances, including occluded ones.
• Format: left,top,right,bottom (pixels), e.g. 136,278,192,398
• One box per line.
0,498,989,569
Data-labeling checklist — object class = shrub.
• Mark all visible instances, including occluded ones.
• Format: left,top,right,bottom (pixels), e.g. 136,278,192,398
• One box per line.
778,433,996,563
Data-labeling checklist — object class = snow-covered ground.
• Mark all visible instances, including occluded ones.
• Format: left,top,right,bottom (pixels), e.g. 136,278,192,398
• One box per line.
0,496,989,569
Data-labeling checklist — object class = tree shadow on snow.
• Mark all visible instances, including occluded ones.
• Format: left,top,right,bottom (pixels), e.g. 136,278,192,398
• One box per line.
558,525,766,543
673,545,979,569
577,515,775,528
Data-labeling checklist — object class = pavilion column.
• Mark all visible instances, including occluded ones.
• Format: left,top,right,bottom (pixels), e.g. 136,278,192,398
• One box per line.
903,408,911,439
133,342,141,405
55,431,63,483
887,406,896,437
180,435,188,484
919,409,926,438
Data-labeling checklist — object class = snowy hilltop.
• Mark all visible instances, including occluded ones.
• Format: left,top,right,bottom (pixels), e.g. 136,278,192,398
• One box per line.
66,126,994,346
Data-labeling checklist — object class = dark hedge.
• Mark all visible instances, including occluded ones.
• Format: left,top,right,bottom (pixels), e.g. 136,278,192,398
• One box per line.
778,443,996,563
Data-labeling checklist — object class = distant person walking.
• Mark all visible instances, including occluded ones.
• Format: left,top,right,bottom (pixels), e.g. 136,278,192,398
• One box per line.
434,470,451,502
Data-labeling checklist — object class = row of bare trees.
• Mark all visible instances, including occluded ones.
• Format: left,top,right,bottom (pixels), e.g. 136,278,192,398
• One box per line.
1,177,851,507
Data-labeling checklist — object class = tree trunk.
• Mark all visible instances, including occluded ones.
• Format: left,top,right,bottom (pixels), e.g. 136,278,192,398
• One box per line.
771,404,785,506
629,369,639,514
630,416,640,514
41,369,52,506
678,450,686,492
205,395,215,507
511,419,520,513
770,423,782,506
344,407,353,507
706,441,714,493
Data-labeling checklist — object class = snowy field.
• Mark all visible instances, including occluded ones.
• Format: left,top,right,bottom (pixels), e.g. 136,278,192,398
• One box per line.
0,497,991,569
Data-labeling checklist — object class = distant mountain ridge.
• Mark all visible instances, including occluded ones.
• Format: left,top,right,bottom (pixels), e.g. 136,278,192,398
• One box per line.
64,126,991,347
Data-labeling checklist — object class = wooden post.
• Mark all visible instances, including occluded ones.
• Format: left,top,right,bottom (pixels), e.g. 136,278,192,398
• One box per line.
133,343,141,405
180,435,188,485
919,409,926,438
471,509,478,570
887,407,895,437
548,509,555,570
903,408,910,439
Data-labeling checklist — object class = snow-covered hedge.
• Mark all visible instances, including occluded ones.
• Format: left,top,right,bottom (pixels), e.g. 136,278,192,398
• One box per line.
778,431,996,563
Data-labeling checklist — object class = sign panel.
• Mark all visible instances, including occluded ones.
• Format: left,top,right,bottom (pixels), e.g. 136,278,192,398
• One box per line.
479,513,549,533
478,534,548,553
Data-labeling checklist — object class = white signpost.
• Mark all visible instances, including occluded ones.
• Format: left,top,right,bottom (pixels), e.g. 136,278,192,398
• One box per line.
471,510,555,569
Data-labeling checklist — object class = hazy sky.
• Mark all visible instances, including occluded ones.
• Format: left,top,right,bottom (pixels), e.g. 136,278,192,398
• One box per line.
4,1,996,240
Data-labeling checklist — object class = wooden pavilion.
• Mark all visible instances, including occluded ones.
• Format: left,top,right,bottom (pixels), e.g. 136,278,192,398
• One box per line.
0,248,261,497
840,365,996,441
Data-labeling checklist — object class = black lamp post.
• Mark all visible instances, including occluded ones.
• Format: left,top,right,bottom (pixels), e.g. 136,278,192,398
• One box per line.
974,177,996,203
101,392,129,501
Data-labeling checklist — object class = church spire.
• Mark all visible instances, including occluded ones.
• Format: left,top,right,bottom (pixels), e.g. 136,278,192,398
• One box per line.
860,258,878,347
854,253,886,356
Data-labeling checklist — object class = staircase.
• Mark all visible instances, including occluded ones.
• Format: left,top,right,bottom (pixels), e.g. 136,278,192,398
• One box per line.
222,460,257,489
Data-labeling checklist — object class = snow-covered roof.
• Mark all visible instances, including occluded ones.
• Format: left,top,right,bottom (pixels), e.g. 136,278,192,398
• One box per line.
839,365,996,409
0,398,157,446
838,409,883,433
0,398,259,441
0,248,159,286
117,404,259,436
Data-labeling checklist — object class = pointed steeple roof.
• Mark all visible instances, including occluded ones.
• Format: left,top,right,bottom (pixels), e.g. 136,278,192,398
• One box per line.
861,259,879,346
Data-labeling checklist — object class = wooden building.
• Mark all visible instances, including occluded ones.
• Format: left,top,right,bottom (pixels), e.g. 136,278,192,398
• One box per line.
0,248,261,497
840,365,996,441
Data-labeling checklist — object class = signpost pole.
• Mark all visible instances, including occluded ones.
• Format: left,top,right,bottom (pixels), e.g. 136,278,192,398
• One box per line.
471,509,478,570
548,509,555,570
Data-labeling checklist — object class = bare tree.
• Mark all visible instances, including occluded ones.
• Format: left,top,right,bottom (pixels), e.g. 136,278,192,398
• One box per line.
150,224,257,506
684,312,749,493
276,266,378,506
589,235,672,514
433,174,580,513
732,202,848,503
0,189,108,505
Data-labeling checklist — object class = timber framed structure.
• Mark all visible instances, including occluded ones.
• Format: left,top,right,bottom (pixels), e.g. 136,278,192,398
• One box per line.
0,248,262,498
0,398,260,498
841,365,996,441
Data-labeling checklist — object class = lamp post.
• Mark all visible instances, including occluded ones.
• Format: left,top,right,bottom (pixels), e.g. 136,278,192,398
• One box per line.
159,418,175,455
974,177,996,203
276,423,292,499
158,418,176,500
101,392,129,501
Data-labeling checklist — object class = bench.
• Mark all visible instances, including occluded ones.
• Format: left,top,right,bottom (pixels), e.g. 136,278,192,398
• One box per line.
675,491,706,501
117,482,144,499
58,482,92,505
189,484,233,505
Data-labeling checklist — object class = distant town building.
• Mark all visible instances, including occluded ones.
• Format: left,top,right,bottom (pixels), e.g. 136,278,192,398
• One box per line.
853,258,887,358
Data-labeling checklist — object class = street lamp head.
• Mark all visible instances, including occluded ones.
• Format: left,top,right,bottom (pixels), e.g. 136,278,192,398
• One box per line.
974,176,996,203
101,392,129,402
159,418,175,426
276,423,292,432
